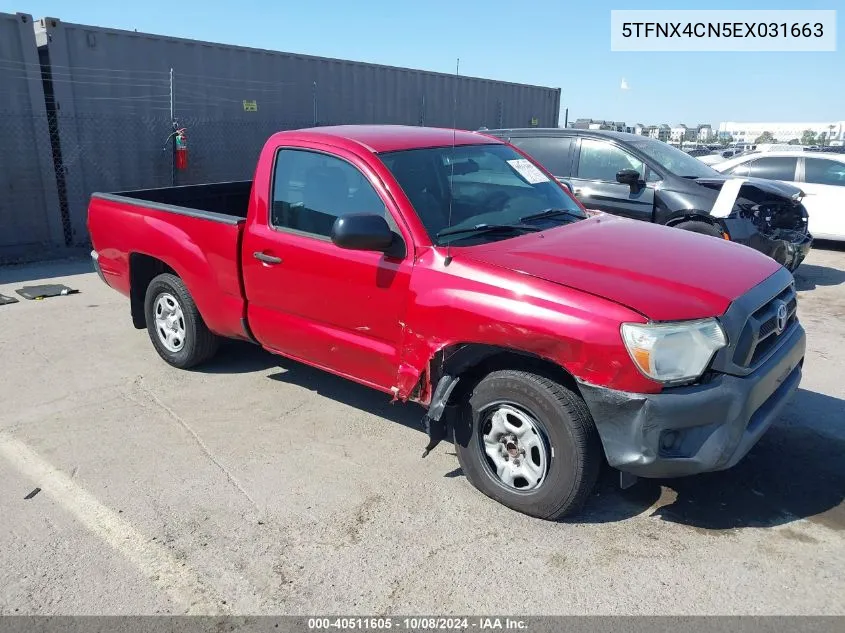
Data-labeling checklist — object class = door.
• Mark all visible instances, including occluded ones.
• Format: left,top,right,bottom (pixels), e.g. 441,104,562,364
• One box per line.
242,147,413,391
568,137,655,220
799,157,845,239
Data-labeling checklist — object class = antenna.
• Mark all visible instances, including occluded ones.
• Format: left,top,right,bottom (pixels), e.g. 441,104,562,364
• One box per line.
444,57,459,267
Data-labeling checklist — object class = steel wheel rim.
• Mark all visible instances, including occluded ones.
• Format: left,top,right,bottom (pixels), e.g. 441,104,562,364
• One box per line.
153,293,186,353
479,403,550,491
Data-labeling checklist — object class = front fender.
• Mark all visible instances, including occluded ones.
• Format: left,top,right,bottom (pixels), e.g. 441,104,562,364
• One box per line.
654,188,718,225
394,249,661,399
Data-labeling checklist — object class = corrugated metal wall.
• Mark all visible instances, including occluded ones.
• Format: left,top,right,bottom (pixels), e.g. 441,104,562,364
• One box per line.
34,17,560,244
0,12,64,260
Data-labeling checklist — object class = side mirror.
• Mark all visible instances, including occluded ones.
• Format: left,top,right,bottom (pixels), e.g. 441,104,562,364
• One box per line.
616,168,644,191
331,213,399,255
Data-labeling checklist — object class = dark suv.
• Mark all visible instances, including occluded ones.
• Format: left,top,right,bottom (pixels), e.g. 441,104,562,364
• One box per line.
482,128,813,270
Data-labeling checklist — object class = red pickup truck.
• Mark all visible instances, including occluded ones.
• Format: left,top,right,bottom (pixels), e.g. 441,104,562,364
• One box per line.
89,125,806,519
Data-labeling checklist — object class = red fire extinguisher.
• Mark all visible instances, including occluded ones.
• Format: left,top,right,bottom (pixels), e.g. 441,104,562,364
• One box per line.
174,128,188,170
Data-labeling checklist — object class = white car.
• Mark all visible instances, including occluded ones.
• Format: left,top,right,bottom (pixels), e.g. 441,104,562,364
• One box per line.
714,151,845,241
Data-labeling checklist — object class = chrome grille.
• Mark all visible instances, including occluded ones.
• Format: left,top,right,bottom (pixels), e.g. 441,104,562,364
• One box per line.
733,283,798,369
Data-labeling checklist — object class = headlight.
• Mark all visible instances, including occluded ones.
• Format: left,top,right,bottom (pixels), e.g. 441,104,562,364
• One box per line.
621,318,727,384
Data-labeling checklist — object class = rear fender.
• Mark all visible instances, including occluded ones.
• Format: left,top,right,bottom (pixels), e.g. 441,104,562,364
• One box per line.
122,216,245,339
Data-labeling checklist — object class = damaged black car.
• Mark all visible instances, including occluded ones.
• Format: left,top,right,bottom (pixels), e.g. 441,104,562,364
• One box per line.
481,128,813,271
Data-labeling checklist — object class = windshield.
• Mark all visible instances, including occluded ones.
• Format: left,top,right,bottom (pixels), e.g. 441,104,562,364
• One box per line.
379,143,586,245
628,138,720,179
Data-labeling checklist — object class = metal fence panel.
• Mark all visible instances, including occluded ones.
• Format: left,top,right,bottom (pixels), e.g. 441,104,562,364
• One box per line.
0,12,63,261
33,17,560,245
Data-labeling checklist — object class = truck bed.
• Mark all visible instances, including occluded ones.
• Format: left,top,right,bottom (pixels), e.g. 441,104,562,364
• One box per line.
96,181,252,222
88,181,251,341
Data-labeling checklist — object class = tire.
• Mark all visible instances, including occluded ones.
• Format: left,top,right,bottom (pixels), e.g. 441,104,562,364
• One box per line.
143,273,219,369
673,220,723,239
454,370,601,520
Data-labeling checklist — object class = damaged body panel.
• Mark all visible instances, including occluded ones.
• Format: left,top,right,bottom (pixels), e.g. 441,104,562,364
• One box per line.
577,266,805,478
693,177,812,270
577,322,804,478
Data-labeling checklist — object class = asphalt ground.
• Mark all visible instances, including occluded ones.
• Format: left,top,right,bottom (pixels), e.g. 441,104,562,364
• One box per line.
0,244,843,615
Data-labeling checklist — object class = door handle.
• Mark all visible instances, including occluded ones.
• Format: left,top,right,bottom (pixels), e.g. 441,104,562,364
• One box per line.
253,251,282,264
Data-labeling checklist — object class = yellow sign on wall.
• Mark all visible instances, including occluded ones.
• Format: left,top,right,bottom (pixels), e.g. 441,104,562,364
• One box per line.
243,100,258,112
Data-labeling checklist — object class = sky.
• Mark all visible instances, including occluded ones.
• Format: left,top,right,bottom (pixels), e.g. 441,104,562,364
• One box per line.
4,0,842,126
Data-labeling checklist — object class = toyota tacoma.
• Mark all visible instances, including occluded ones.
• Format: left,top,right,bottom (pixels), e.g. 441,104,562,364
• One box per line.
88,125,806,519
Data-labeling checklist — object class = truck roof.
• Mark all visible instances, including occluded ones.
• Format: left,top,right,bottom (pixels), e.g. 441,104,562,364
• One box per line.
485,127,649,142
273,125,500,153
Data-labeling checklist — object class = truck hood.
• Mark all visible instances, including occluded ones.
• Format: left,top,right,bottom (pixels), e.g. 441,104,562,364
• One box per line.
462,215,782,321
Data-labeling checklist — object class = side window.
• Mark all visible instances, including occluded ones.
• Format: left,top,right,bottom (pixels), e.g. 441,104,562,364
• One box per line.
271,149,387,237
804,158,845,187
508,137,573,176
744,157,798,181
577,138,645,182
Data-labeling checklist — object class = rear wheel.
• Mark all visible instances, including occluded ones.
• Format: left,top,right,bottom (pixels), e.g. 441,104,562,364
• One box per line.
673,220,724,239
454,370,601,520
144,273,219,369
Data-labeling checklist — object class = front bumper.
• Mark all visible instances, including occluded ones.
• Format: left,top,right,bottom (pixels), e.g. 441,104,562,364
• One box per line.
747,230,812,272
722,218,813,271
577,322,806,479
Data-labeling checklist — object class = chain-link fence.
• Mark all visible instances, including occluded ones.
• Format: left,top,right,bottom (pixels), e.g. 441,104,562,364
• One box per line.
2,12,561,262
0,111,65,261
0,111,322,262
1,84,552,263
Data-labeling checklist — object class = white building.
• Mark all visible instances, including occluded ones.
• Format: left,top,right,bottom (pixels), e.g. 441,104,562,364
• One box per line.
697,125,713,142
718,121,845,145
670,125,688,143
669,124,701,144
647,125,671,141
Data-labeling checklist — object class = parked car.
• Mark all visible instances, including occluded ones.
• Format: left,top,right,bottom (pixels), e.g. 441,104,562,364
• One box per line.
816,145,845,154
482,128,812,270
754,144,803,153
697,152,734,166
714,152,845,241
698,147,756,165
88,125,806,520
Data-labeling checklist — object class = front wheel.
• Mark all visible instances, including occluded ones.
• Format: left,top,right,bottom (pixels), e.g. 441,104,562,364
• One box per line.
144,273,219,369
673,220,724,239
454,370,601,520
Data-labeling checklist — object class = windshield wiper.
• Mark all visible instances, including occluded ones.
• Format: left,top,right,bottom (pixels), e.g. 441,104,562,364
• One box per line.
437,223,541,239
519,208,585,223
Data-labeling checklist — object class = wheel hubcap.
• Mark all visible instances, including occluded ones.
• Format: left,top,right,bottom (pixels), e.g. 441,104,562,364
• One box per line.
481,404,549,491
154,293,186,353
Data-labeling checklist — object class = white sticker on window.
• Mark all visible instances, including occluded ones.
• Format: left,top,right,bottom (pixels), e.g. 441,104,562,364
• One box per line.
506,159,550,184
